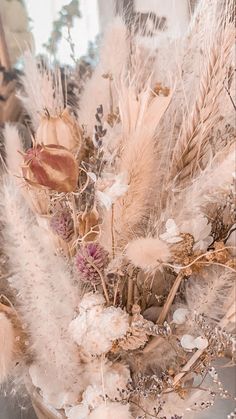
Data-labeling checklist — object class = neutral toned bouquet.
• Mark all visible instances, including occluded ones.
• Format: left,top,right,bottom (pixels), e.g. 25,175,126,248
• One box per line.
0,1,235,418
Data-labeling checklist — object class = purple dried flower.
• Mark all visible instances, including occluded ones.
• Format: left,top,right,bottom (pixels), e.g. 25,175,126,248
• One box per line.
75,243,108,285
50,208,74,241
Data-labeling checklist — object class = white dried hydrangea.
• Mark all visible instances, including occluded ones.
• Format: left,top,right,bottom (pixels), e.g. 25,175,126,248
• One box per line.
69,293,129,355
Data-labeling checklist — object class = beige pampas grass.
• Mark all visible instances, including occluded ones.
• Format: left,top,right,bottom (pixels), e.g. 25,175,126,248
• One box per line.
100,84,171,252
0,312,14,383
126,237,171,271
1,176,82,396
19,52,64,130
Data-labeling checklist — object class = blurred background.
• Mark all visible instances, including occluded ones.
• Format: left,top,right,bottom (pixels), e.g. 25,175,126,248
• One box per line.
0,1,235,418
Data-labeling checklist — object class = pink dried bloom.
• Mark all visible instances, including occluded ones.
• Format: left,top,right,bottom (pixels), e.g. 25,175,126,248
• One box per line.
75,243,108,285
50,208,74,241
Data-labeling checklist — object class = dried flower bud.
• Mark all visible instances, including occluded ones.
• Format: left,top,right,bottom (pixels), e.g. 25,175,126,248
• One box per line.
50,208,74,241
22,144,79,192
75,243,108,285
36,108,82,152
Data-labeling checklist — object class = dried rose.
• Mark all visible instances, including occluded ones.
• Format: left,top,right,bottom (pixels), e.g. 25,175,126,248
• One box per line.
36,108,82,152
22,144,79,192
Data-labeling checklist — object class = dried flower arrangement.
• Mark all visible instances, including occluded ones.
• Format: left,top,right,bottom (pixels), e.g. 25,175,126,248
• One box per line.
0,1,235,418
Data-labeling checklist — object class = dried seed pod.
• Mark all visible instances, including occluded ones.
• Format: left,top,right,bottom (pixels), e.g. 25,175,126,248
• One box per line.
36,108,82,152
22,144,79,192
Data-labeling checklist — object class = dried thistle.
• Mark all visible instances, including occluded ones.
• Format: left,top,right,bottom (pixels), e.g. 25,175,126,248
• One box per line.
50,208,74,241
75,243,109,285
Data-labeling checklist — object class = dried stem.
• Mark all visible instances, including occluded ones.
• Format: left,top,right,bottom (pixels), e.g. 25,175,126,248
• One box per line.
127,275,134,313
157,272,184,324
143,272,184,353
172,348,205,387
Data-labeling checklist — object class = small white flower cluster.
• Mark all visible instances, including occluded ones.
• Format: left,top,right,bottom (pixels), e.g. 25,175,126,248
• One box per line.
69,293,129,355
160,215,212,252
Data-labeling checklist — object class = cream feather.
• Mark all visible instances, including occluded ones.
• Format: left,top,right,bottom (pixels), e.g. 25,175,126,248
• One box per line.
186,267,235,323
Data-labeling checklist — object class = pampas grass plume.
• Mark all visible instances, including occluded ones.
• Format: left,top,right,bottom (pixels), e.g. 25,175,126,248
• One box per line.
126,237,170,271
0,313,14,383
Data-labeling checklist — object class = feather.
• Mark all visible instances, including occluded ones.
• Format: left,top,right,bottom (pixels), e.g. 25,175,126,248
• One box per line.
186,266,235,323
0,313,15,384
0,176,82,397
177,144,235,218
19,52,64,130
78,17,129,136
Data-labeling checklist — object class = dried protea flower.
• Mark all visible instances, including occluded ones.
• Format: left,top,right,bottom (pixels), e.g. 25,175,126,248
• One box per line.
36,108,82,152
75,243,108,285
22,144,79,192
50,208,74,241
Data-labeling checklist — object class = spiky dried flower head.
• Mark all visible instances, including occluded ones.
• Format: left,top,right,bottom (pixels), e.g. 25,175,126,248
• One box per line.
126,237,171,271
75,243,109,285
50,208,74,241
22,144,79,192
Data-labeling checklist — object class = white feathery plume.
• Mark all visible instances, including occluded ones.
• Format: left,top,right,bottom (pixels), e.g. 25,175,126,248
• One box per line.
177,144,235,218
186,267,235,323
0,313,15,384
0,176,82,398
19,52,64,130
78,17,129,135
